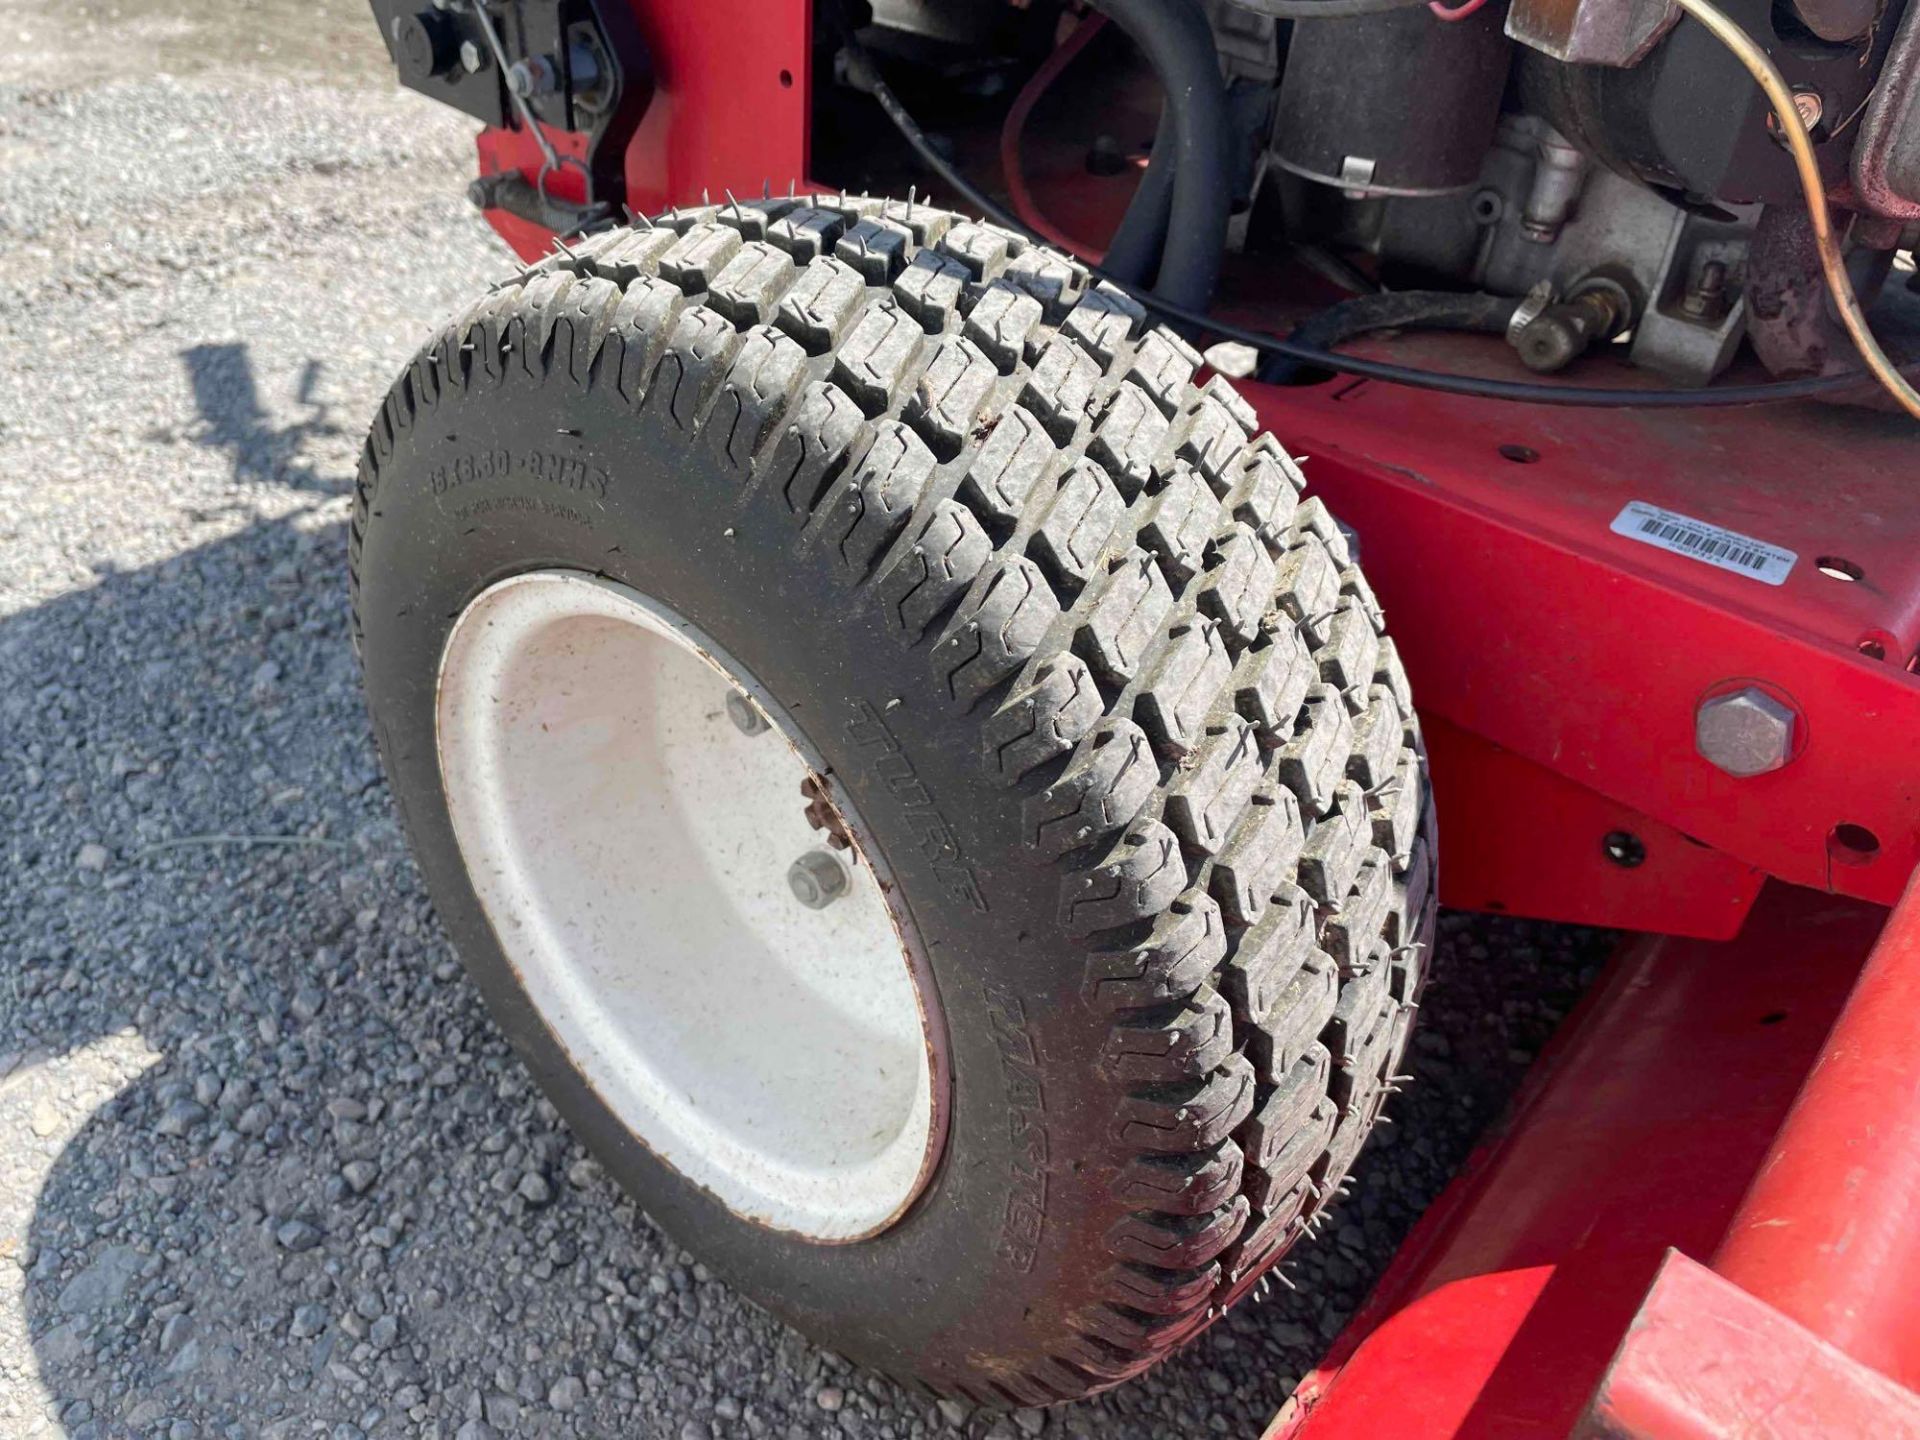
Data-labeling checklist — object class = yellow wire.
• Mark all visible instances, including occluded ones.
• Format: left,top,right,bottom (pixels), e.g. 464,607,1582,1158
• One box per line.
1673,0,1920,419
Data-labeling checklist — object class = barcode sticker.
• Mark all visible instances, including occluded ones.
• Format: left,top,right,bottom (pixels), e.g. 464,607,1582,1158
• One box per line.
1610,501,1796,586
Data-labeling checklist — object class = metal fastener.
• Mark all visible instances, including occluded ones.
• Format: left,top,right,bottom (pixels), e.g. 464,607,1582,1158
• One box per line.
459,39,485,73
1696,687,1797,777
725,691,769,736
789,851,850,909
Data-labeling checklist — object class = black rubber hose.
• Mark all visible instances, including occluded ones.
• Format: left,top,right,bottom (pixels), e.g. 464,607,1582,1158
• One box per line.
1290,290,1521,350
1263,289,1521,383
1101,108,1175,288
1083,0,1232,311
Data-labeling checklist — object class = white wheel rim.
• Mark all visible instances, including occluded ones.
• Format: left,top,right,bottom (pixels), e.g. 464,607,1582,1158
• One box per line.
435,570,945,1242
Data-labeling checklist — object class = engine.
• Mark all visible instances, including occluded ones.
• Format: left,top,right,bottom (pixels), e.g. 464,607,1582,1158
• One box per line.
860,0,1920,390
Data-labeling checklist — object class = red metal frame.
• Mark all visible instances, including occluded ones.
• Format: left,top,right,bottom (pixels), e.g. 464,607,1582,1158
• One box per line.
1272,878,1920,1438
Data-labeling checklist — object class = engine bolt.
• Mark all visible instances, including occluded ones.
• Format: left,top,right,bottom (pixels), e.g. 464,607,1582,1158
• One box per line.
725,691,769,736
459,39,485,74
789,851,850,909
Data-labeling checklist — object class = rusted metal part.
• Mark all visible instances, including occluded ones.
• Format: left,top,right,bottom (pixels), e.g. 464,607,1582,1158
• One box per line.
1854,0,1920,221
801,773,857,854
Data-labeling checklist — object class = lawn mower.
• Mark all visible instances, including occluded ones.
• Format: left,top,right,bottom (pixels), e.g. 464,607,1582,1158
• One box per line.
353,0,1920,1431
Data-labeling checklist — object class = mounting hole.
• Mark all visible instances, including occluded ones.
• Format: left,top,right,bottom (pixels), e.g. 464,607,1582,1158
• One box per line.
1470,189,1503,224
779,68,794,88
1758,1010,1788,1026
1859,637,1888,660
1827,823,1881,867
1816,556,1864,582
1499,444,1541,464
1602,830,1646,868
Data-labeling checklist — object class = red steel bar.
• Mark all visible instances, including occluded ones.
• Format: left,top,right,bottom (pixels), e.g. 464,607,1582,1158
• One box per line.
1714,866,1920,1389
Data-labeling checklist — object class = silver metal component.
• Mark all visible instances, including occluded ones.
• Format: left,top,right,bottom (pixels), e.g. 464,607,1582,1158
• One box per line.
1506,281,1556,342
1338,156,1379,200
506,56,558,99
1505,0,1680,67
1630,222,1750,384
1520,128,1589,244
789,851,851,909
1696,688,1798,777
459,39,484,73
726,691,770,736
1791,90,1825,131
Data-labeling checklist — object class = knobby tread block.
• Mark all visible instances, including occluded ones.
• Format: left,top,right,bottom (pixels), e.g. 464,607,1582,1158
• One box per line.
349,199,1434,1407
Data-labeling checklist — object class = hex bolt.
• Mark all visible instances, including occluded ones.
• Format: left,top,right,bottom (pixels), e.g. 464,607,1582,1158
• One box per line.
459,39,485,74
1696,687,1798,777
507,55,560,99
789,851,850,909
1680,259,1729,323
725,691,769,736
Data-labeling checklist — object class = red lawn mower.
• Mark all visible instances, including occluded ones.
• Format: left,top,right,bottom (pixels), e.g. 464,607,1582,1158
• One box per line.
354,0,1920,1432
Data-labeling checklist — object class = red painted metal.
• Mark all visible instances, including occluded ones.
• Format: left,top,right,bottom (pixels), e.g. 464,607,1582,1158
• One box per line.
1243,376,1920,916
1422,714,1765,939
1571,1250,1920,1440
616,0,811,216
1270,883,1886,1438
475,123,590,261
1714,866,1920,1388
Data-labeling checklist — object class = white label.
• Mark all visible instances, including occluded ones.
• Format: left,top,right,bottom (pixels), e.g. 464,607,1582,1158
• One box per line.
1610,501,1797,586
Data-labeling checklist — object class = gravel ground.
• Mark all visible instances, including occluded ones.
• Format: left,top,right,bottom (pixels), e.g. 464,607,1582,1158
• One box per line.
0,5,1616,1437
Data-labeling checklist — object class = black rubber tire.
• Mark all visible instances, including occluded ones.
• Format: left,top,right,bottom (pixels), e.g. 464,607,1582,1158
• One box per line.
350,197,1436,1406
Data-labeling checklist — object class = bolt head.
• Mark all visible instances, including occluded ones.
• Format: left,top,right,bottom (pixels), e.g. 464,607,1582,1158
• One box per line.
725,691,769,736
459,39,485,73
1696,687,1797,777
788,851,849,910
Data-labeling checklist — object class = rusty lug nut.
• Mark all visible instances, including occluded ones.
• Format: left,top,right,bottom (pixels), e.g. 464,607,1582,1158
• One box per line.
725,691,769,736
1696,687,1798,777
788,851,850,909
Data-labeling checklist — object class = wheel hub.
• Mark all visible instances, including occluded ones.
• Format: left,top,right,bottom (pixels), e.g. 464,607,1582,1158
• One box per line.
434,570,946,1242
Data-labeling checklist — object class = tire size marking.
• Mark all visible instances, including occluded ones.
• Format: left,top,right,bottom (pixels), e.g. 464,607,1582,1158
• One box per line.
1610,500,1796,586
845,700,989,914
983,981,1049,1274
429,446,612,502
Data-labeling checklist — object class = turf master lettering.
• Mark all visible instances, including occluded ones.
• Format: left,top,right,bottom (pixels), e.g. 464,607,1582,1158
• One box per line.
984,981,1050,1273
845,699,989,914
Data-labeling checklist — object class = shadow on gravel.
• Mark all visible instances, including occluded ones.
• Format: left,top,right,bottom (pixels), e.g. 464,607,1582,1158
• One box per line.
0,502,1611,1439
177,344,347,496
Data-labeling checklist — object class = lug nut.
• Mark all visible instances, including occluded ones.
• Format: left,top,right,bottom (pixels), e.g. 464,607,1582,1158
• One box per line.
725,691,769,736
1696,686,1798,777
789,851,850,909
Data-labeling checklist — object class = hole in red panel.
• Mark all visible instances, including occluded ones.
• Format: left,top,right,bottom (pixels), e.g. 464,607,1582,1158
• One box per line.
1602,831,1646,868
779,68,794,88
1816,556,1864,582
1827,823,1880,867
1859,637,1888,660
1759,1010,1788,1026
1498,444,1540,464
